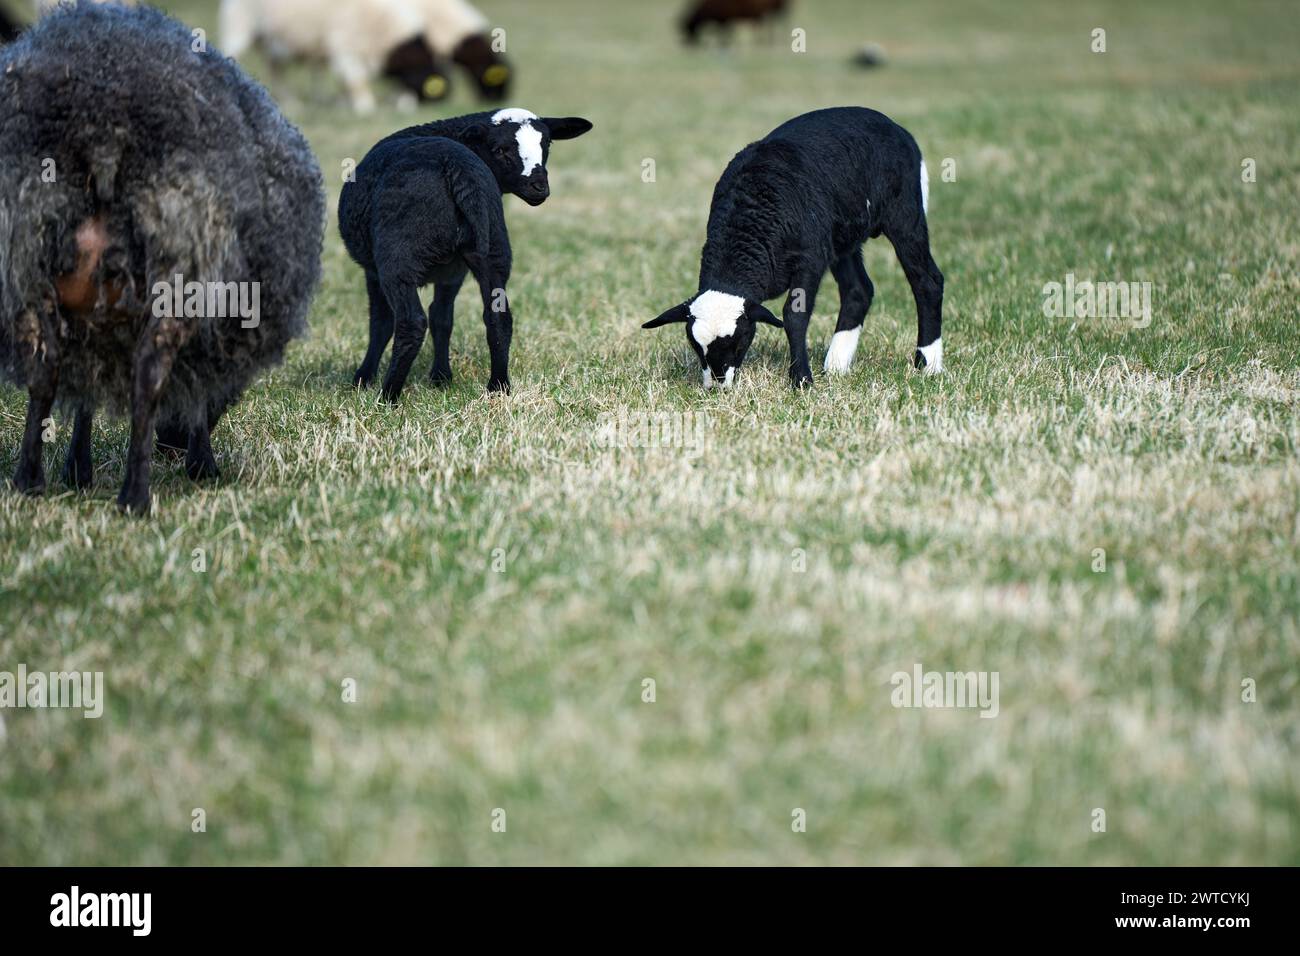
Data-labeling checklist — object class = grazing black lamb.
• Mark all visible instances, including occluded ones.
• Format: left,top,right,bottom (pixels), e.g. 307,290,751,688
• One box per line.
643,107,943,388
0,4,324,514
338,108,592,398
681,0,790,44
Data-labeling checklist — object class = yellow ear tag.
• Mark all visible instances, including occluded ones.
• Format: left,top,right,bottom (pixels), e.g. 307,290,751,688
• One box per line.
483,65,510,87
423,75,448,99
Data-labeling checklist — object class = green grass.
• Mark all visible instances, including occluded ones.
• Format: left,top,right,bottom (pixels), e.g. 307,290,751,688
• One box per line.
1,0,1298,865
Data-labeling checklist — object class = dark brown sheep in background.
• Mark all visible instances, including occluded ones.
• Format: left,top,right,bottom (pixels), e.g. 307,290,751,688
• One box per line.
681,0,791,44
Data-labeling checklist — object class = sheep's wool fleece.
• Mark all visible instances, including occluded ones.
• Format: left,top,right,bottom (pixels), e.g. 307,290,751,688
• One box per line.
0,3,325,424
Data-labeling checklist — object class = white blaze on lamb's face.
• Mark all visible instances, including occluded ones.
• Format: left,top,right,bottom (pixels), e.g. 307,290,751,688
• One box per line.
492,107,543,176
687,291,744,352
690,291,746,389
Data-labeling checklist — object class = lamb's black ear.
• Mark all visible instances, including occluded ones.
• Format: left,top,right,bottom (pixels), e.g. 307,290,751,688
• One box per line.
642,303,690,329
461,122,491,146
747,302,784,329
543,117,593,140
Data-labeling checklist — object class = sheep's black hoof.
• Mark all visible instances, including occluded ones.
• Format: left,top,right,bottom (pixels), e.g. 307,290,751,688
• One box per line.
790,370,814,389
352,367,376,389
429,367,453,387
186,452,220,483
61,453,93,490
13,463,46,497
116,486,151,517
913,349,927,370
486,377,511,394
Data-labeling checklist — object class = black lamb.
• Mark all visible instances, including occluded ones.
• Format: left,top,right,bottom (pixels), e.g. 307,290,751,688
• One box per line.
338,108,591,398
0,4,325,514
643,107,944,388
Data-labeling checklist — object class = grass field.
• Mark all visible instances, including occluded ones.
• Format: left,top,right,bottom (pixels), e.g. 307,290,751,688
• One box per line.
1,0,1298,865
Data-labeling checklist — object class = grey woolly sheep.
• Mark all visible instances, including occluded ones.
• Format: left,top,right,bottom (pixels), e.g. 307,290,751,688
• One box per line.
0,3,325,514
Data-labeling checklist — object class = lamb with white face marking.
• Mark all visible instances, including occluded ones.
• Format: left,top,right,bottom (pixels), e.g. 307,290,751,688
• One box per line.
655,290,783,389
338,109,593,396
367,107,592,207
644,107,945,387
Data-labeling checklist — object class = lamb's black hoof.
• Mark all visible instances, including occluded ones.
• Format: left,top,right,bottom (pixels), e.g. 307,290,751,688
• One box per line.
487,377,511,394
13,463,46,497
790,371,814,389
353,367,376,389
429,368,453,387
61,454,93,490
116,487,151,517
913,349,926,370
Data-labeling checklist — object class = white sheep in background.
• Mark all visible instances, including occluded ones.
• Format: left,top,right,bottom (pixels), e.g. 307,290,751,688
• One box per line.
219,0,438,115
407,0,512,102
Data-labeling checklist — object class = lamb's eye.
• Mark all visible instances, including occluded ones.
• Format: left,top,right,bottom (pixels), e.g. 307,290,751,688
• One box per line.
494,146,511,158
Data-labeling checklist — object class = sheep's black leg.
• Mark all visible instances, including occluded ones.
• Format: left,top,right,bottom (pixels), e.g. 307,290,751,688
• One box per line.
782,275,821,388
119,315,190,516
61,405,95,490
185,419,220,482
428,272,467,386
12,309,59,496
157,397,228,458
464,252,513,394
14,390,56,496
892,230,944,374
824,247,874,374
155,423,188,455
354,271,394,388
379,280,427,403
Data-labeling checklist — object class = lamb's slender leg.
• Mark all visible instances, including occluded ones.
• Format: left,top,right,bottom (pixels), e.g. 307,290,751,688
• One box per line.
428,271,467,386
12,309,59,496
379,279,427,403
354,270,394,388
464,252,512,393
824,247,874,374
119,314,191,515
185,418,220,482
782,275,821,388
891,228,944,374
61,405,95,490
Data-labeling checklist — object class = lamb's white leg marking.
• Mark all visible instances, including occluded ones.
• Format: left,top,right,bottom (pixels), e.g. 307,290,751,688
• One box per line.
920,159,930,214
824,327,862,374
722,367,735,388
703,368,714,389
917,337,943,375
